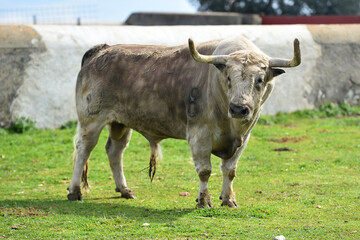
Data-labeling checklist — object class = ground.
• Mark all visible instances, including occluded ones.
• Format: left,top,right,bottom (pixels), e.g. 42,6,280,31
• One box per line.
0,105,359,239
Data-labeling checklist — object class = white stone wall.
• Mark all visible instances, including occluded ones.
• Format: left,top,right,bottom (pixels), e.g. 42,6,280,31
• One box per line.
6,25,360,128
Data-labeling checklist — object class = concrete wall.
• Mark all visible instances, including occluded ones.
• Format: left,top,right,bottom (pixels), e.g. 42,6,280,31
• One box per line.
125,12,261,25
1,24,359,128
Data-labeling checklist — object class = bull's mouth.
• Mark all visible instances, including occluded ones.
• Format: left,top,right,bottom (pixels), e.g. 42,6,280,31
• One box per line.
241,118,251,124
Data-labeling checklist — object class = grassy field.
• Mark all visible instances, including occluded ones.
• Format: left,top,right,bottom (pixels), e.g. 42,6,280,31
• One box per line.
1,104,359,239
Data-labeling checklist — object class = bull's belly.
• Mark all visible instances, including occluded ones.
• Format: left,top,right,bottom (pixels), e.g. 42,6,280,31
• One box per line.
130,122,187,140
112,111,187,140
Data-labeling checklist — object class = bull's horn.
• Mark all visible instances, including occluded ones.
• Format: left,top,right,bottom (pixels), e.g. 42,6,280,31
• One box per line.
269,38,301,68
188,38,229,65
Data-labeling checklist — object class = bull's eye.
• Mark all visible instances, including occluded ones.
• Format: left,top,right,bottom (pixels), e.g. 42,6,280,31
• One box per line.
227,76,231,88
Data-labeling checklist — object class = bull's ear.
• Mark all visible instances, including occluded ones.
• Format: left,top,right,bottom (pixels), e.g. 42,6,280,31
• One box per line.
214,64,226,71
272,68,285,77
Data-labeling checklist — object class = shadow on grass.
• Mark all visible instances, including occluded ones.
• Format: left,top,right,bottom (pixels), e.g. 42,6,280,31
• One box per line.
0,197,277,222
0,199,193,223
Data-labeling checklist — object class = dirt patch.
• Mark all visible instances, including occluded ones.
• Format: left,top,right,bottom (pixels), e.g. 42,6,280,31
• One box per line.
284,124,298,128
268,136,307,143
274,147,294,152
179,192,190,197
0,207,51,217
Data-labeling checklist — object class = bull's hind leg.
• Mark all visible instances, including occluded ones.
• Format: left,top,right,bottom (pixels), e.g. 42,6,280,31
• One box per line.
105,122,136,199
68,122,104,201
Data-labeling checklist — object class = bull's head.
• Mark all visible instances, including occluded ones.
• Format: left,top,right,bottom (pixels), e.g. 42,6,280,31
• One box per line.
188,38,301,122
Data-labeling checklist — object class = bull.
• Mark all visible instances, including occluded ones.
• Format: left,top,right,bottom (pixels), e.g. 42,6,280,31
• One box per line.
67,36,301,208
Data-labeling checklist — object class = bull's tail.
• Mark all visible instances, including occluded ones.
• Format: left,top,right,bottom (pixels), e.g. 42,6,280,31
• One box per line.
149,143,162,182
72,122,90,194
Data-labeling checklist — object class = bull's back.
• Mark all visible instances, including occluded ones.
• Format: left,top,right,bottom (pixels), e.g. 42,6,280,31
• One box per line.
77,42,217,139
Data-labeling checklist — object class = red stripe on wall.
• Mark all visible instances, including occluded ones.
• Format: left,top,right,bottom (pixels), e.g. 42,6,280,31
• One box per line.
261,15,360,25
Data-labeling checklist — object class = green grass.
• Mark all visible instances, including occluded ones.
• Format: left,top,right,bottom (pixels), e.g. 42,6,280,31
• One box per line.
1,105,360,239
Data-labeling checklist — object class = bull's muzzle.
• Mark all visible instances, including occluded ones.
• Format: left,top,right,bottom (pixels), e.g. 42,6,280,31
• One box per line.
229,103,252,120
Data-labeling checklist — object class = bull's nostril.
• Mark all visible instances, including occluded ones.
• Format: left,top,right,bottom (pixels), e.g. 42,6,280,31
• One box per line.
229,103,250,118
229,107,236,117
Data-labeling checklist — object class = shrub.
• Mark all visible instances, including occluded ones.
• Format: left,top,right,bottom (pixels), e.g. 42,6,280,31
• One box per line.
60,120,77,130
258,102,360,125
8,117,36,133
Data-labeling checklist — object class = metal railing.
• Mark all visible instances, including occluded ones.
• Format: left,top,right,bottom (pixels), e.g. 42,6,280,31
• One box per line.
0,4,97,25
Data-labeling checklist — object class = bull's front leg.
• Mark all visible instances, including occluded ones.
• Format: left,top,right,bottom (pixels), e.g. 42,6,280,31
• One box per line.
220,134,250,208
188,127,213,208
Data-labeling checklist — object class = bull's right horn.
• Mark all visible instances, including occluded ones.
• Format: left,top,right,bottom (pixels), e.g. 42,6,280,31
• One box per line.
188,38,229,65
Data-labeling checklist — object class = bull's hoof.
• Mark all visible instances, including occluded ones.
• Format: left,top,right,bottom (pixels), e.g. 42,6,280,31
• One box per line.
196,201,213,208
221,199,238,208
67,192,83,201
67,186,83,201
196,191,213,208
115,187,137,199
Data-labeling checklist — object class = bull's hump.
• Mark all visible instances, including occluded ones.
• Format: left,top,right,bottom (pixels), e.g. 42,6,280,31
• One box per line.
109,40,220,57
111,44,178,56
116,44,168,49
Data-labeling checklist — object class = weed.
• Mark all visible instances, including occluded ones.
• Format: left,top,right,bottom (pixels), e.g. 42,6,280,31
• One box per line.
8,116,36,133
259,102,360,125
60,120,77,130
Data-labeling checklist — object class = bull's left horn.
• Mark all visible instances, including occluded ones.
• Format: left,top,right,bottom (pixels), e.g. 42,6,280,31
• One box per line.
269,38,301,68
188,38,229,65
